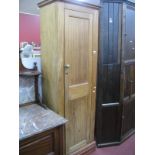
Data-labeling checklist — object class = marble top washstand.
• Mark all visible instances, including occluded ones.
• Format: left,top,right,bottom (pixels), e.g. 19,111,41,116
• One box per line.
19,104,67,141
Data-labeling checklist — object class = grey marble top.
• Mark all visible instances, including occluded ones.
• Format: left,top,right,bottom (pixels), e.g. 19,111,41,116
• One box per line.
19,104,67,141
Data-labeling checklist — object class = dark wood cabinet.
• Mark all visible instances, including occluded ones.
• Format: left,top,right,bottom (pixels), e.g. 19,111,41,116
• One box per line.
95,0,135,147
121,3,135,139
20,126,64,155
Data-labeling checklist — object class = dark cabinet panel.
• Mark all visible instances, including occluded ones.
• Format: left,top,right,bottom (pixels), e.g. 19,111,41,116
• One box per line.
122,98,135,136
97,1,122,102
20,135,54,155
95,0,135,147
123,62,135,98
121,4,135,138
96,1,122,146
127,0,135,3
102,64,121,103
124,5,135,60
96,104,121,146
20,127,64,155
99,3,121,64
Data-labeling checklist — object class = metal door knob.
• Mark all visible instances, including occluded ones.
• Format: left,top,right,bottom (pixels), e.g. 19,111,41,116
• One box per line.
64,64,70,69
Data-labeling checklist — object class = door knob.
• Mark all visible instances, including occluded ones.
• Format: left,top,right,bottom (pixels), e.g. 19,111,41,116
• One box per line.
93,51,97,54
64,64,70,75
64,64,70,69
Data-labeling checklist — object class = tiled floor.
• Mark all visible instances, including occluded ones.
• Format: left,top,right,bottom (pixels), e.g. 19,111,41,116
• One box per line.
90,135,135,155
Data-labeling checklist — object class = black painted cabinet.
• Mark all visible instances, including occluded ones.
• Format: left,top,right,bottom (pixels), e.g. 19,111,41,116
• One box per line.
95,0,135,147
121,3,135,138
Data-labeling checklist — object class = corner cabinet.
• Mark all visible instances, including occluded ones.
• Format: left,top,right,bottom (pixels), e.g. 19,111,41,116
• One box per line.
121,2,135,138
95,0,135,147
38,1,99,154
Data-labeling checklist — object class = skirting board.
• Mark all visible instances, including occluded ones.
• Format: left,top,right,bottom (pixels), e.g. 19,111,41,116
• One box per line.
97,129,135,148
71,141,96,155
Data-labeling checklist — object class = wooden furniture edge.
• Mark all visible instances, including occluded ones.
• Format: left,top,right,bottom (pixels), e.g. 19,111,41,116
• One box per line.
38,0,100,9
70,141,96,155
19,125,63,145
97,129,135,148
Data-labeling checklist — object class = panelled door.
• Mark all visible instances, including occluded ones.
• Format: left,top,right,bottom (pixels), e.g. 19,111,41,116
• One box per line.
96,2,122,146
64,8,93,154
121,3,135,137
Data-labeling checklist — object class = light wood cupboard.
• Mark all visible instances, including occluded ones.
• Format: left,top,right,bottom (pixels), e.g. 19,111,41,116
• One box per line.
38,0,99,154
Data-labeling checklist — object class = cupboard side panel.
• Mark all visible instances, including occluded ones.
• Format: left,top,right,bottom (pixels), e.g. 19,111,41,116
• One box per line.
40,3,65,116
120,3,135,138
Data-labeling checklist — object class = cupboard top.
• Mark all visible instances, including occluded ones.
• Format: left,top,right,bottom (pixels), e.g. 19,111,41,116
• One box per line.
38,0,100,9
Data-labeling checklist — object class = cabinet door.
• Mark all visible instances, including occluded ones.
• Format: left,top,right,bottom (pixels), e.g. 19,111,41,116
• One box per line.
64,8,93,154
96,2,122,146
121,4,135,137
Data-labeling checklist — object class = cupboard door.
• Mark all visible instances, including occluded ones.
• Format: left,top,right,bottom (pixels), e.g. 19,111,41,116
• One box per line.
122,98,135,136
96,2,122,146
64,9,93,154
121,4,135,137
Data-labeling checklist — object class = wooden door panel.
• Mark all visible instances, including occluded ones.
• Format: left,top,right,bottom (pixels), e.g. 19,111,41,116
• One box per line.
102,64,121,103
124,5,135,60
96,104,121,146
69,83,89,100
68,97,88,153
122,98,135,136
121,4,135,101
96,2,122,146
20,135,54,155
121,4,135,137
65,9,93,153
124,62,135,98
65,10,91,85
